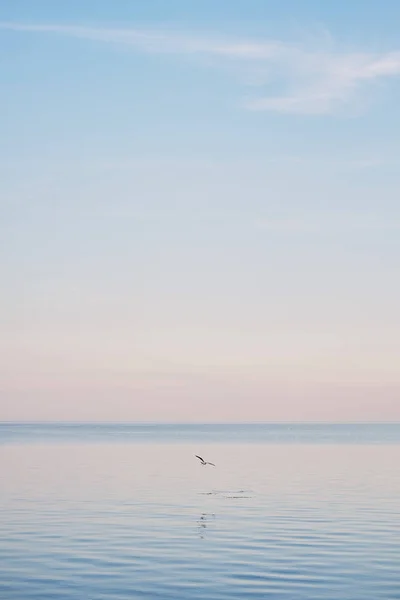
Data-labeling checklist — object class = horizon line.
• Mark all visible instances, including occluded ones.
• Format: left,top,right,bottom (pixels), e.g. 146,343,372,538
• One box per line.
1,420,399,425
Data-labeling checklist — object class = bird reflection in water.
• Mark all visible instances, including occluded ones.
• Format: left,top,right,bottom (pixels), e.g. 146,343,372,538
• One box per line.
196,512,216,539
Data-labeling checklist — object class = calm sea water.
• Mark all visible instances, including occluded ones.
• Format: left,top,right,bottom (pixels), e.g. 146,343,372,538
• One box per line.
1,423,399,599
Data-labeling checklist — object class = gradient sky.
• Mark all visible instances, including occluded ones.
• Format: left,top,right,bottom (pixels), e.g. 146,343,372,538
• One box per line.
1,0,400,421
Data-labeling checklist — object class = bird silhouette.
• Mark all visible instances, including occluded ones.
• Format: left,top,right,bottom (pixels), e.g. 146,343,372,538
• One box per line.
195,455,215,467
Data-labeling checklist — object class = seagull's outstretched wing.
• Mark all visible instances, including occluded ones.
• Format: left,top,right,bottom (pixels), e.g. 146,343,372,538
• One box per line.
195,455,205,464
206,462,216,467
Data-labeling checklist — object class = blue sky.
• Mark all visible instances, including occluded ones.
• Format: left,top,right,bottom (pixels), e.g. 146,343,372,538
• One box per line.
1,1,400,421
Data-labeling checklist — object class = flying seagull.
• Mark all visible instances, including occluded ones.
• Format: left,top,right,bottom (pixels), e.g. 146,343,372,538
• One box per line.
195,455,215,467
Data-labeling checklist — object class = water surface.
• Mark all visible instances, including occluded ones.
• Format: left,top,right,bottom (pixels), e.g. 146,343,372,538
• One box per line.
1,423,399,599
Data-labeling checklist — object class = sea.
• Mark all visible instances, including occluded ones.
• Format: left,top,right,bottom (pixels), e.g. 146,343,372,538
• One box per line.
1,422,399,599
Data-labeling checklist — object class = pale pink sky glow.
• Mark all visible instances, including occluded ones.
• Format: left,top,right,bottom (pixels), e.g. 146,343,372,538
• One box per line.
2,12,400,421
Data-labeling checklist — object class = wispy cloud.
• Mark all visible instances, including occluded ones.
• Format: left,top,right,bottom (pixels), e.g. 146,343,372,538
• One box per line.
2,22,400,115
249,50,400,114
0,22,284,57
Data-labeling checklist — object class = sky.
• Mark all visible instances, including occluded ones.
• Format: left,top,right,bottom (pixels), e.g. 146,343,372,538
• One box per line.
1,0,400,422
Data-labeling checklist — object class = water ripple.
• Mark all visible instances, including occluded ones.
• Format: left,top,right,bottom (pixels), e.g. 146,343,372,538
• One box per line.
1,431,400,599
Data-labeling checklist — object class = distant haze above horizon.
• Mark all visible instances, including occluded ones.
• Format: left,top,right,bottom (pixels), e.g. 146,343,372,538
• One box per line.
1,0,400,422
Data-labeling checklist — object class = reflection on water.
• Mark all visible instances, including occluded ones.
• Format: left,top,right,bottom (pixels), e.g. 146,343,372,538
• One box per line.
1,424,400,599
196,513,216,539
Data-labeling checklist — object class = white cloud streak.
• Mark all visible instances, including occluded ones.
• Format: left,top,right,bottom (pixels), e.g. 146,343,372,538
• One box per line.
2,22,400,115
